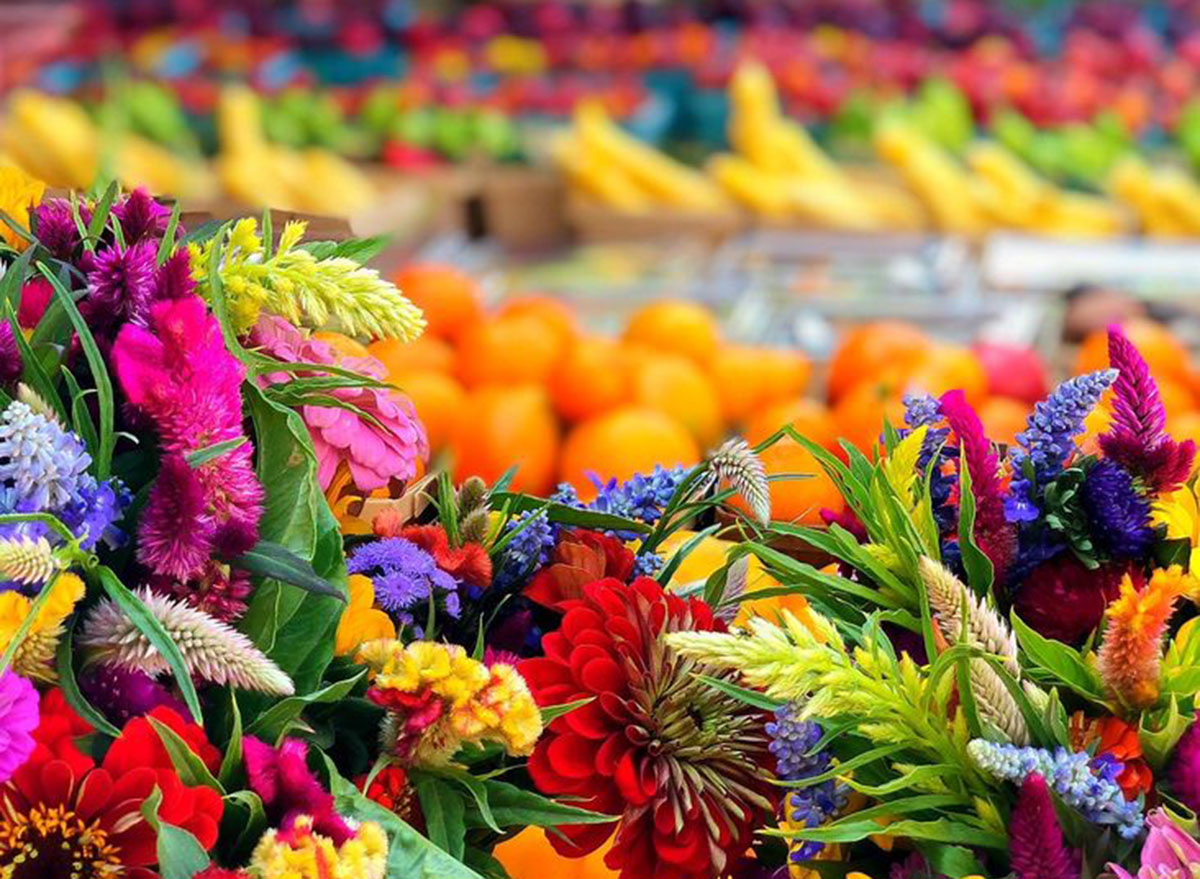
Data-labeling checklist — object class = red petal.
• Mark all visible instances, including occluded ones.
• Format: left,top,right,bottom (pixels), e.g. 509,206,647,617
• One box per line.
547,734,600,780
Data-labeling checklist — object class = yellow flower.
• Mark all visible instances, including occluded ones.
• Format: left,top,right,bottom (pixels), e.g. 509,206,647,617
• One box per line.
0,572,85,680
251,815,388,879
0,163,45,251
334,576,395,656
1153,483,1200,582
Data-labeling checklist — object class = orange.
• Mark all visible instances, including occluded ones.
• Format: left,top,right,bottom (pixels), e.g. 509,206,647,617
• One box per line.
450,385,560,495
548,336,631,422
735,439,843,525
904,344,988,407
393,263,484,343
495,828,617,879
631,353,724,448
1167,411,1200,446
313,331,371,360
395,370,467,452
978,396,1030,447
1158,377,1196,420
745,398,838,451
560,406,700,501
369,336,455,377
623,299,721,365
710,345,812,424
827,322,928,403
456,316,567,389
1075,319,1191,383
497,295,579,348
832,382,907,455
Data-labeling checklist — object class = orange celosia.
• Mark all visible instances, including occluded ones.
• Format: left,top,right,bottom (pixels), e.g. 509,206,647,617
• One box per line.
1097,566,1193,710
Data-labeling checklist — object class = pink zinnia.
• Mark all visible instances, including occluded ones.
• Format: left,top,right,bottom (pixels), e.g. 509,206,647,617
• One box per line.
244,736,352,844
113,296,263,580
251,316,427,492
1009,773,1079,879
0,670,39,783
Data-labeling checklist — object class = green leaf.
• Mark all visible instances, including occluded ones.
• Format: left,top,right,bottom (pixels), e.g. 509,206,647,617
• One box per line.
55,619,121,737
540,697,595,725
324,754,485,879
491,493,650,535
147,715,224,792
185,437,248,468
919,842,988,879
656,524,720,587
0,245,35,311
97,566,203,723
783,814,1006,849
414,773,467,859
219,689,244,789
695,674,786,711
1011,613,1105,702
85,179,120,246
220,790,268,865
235,539,345,600
1141,697,1194,771
39,263,114,477
300,235,390,263
61,368,100,456
156,201,182,266
246,669,365,743
476,779,616,828
5,299,66,424
956,457,994,594
141,786,212,879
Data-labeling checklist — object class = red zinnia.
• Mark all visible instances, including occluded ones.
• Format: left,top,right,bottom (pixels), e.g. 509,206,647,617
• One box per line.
0,703,223,877
357,764,421,828
1015,556,1134,644
524,530,635,610
520,577,773,879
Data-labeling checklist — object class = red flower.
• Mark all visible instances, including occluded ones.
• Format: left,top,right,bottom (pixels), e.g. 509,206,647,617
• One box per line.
520,577,773,879
524,530,635,610
0,702,220,878
376,522,493,588
194,870,251,879
357,764,420,827
1070,713,1154,800
1015,556,1134,644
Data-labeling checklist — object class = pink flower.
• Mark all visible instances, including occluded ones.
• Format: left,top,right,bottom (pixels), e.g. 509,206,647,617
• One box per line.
113,296,263,581
1111,810,1200,879
244,736,351,844
251,316,427,492
0,670,38,783
1009,773,1079,879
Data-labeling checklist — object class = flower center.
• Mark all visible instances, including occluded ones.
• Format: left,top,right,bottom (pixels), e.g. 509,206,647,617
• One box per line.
0,804,123,878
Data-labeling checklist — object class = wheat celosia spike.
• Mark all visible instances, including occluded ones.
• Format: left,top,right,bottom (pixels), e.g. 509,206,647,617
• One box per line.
1097,567,1187,709
707,438,771,525
79,588,294,696
0,536,60,585
918,557,1019,675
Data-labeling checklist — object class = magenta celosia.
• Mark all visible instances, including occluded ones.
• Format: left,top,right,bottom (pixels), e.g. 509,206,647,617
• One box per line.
1169,714,1200,813
1100,325,1196,495
940,389,1016,586
154,249,196,301
18,278,52,329
112,295,263,580
244,736,352,844
30,198,84,260
81,240,159,337
112,187,171,244
1009,772,1079,879
250,315,427,492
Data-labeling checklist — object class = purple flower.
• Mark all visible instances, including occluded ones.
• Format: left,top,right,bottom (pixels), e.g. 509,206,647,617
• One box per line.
347,537,459,618
1081,460,1153,560
1169,715,1200,813
112,188,171,244
57,474,130,550
30,198,85,260
79,664,185,728
81,240,159,336
0,670,38,783
0,323,21,385
1101,325,1197,495
154,249,196,301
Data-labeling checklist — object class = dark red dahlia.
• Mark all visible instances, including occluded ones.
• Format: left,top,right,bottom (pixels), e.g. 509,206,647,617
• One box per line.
1014,556,1135,644
524,529,635,610
520,577,774,879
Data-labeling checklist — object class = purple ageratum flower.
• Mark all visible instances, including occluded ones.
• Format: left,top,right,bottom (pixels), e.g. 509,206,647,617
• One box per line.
0,670,38,783
111,188,171,244
1007,369,1118,522
1169,715,1200,813
30,198,85,261
79,664,185,728
81,240,159,336
1081,460,1154,560
347,537,459,619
